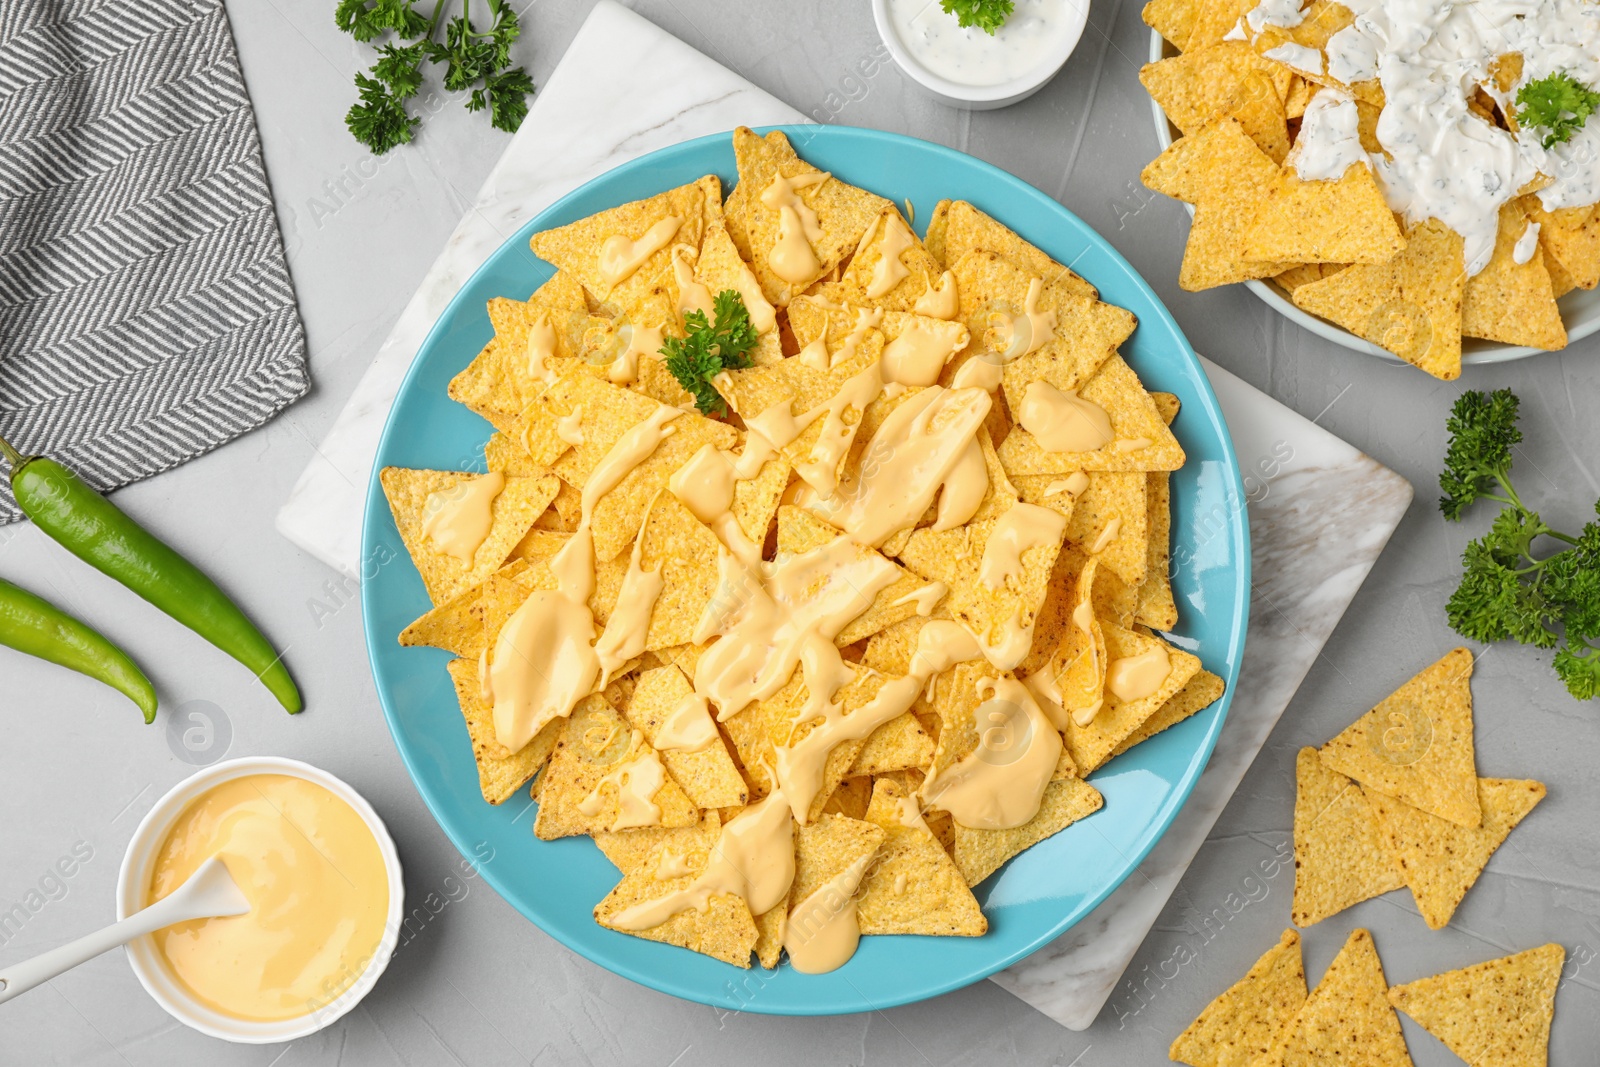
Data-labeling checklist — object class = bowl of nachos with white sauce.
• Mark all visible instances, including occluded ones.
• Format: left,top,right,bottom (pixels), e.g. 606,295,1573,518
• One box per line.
1141,0,1600,377
361,125,1249,1013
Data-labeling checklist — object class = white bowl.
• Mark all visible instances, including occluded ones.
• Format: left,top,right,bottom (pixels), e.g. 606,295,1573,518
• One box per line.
872,0,1089,109
1145,30,1600,365
117,757,404,1044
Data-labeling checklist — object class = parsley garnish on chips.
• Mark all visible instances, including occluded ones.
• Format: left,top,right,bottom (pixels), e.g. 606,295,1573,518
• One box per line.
1439,389,1600,700
336,0,536,154
661,290,759,416
1515,72,1600,150
940,0,1016,34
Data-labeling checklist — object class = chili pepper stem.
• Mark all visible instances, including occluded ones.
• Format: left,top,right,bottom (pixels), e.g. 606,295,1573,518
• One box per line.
0,431,27,471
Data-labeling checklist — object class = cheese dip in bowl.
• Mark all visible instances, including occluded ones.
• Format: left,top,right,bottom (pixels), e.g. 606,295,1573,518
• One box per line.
117,757,403,1043
873,0,1089,108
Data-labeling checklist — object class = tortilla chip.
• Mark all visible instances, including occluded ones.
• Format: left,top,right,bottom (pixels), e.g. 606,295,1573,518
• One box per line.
789,811,883,913
1319,647,1480,827
1170,929,1306,1067
1462,201,1568,349
446,657,561,804
776,505,922,647
622,664,748,809
529,175,720,308
926,201,1098,299
857,779,986,936
1364,777,1546,929
533,696,700,840
1387,944,1563,1067
1141,119,1292,290
1292,218,1466,380
1263,929,1413,1067
399,558,531,656
752,902,786,969
1525,198,1599,290
632,490,729,650
733,126,892,306
593,813,760,968
837,206,944,312
1274,262,1347,292
953,777,1104,886
996,355,1186,476
821,775,873,820
1136,469,1179,630
1063,472,1149,585
1140,45,1293,161
1112,668,1225,756
1245,164,1406,264
847,712,935,776
1062,623,1200,774
448,273,589,427
484,432,547,478
1291,747,1405,926
1143,0,1196,49
380,467,559,604
692,221,785,365
1186,0,1257,50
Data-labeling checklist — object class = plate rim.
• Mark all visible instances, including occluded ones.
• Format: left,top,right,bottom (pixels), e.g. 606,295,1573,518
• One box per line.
1143,28,1600,366
359,123,1252,1014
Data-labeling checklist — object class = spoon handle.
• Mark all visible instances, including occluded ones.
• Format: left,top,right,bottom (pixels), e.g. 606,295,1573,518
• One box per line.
0,891,199,1005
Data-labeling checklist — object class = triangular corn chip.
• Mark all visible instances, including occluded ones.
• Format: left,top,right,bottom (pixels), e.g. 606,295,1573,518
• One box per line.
448,272,588,428
952,777,1104,886
1319,647,1480,827
446,657,561,804
1141,119,1292,290
1140,45,1293,160
1291,747,1405,926
837,206,944,312
923,199,1098,299
399,557,531,657
1136,471,1179,630
1143,0,1197,49
1524,198,1598,290
1112,668,1225,756
1062,623,1200,774
380,467,559,604
621,664,748,809
1244,164,1405,264
996,354,1186,475
1462,201,1568,349
1364,777,1545,929
1263,929,1414,1067
1387,944,1563,1067
857,779,986,936
1292,218,1466,380
1170,929,1306,1067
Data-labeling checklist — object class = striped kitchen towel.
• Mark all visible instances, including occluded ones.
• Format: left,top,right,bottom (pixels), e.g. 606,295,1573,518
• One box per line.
0,0,309,522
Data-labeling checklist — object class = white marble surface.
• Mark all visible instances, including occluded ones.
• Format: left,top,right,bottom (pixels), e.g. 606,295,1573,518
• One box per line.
277,2,1410,1032
2,2,1596,1064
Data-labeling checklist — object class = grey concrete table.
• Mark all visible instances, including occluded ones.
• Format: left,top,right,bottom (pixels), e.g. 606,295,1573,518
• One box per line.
2,2,1596,1064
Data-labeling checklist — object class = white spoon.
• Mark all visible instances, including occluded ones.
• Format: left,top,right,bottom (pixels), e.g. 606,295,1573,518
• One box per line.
0,856,250,1005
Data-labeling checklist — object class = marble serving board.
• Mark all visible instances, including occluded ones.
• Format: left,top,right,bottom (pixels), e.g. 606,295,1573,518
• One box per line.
275,0,1413,1030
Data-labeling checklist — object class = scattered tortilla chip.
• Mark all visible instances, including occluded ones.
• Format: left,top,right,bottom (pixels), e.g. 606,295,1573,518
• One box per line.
1245,164,1406,264
1141,119,1292,290
691,221,785,365
1387,944,1563,1067
1364,777,1545,929
752,902,786,969
593,812,760,968
857,779,986,936
1263,929,1413,1067
446,657,561,804
1462,201,1569,349
534,696,699,840
1112,669,1225,756
1291,747,1405,926
633,491,728,650
1319,647,1480,827
734,126,891,306
1170,929,1306,1067
380,467,559,604
622,664,748,809
1292,218,1466,380
953,777,1104,886
530,175,720,308
1062,623,1200,774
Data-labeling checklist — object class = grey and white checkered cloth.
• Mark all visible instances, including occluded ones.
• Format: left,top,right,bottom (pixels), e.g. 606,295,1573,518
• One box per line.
0,0,309,522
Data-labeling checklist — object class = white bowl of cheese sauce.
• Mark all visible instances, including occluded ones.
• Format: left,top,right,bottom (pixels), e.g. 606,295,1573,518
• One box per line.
873,0,1090,109
117,757,404,1043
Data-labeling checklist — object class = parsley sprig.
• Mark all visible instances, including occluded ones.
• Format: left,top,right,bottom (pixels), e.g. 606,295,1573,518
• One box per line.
1515,72,1600,150
940,0,1016,34
336,0,535,154
1439,389,1600,700
661,290,758,416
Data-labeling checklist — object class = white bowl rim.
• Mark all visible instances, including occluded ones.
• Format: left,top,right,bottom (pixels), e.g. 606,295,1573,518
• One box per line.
1143,28,1600,366
116,756,405,1045
871,0,1091,105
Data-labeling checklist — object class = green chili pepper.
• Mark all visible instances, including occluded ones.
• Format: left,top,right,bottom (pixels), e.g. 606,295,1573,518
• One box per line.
0,435,302,714
0,576,157,722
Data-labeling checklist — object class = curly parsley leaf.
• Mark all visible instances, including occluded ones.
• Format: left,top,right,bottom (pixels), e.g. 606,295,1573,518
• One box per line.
940,0,1016,34
1516,72,1600,150
1440,391,1600,700
661,290,759,416
337,0,534,154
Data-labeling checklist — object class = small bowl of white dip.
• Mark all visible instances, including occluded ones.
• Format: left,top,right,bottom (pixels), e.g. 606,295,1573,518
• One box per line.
872,0,1090,109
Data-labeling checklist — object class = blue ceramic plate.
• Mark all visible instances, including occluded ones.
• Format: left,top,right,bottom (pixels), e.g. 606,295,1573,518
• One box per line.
361,126,1250,1015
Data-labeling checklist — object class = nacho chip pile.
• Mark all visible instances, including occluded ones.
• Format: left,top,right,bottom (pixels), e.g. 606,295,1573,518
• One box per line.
1292,648,1546,930
382,128,1227,974
1139,0,1599,379
1171,929,1565,1067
